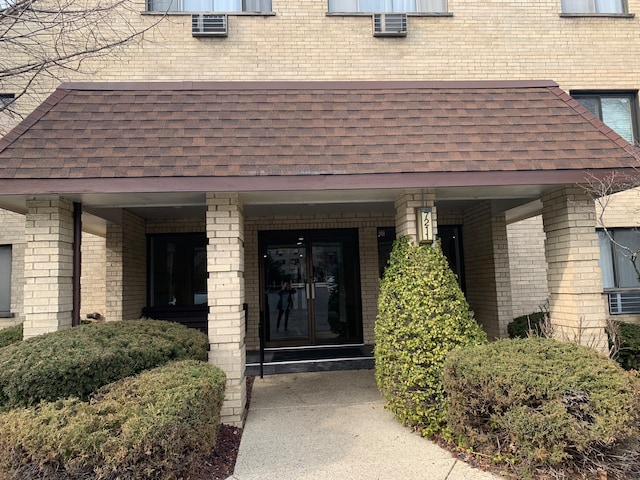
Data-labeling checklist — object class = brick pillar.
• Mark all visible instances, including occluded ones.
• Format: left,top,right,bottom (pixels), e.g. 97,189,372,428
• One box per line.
462,201,513,339
394,189,437,241
206,192,246,427
106,210,146,322
23,196,74,338
542,187,607,350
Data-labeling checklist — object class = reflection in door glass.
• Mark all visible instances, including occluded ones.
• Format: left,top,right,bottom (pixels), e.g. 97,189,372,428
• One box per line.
264,243,309,342
312,242,346,341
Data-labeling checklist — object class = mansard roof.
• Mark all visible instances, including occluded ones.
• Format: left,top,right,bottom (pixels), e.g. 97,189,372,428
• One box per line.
0,80,636,194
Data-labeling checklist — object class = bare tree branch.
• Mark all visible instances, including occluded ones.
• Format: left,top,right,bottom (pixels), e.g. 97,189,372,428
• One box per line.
0,0,167,129
584,170,640,283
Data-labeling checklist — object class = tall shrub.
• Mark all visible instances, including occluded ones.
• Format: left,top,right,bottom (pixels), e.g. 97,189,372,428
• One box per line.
375,236,487,437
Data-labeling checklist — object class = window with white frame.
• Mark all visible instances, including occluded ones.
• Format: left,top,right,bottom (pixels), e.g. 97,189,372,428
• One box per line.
147,0,271,13
0,246,11,314
573,92,637,144
328,0,447,13
561,0,626,14
598,229,640,314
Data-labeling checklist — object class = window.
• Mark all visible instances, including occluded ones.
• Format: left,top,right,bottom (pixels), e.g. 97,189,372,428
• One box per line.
0,94,14,108
561,0,626,14
0,246,11,315
328,0,447,13
598,229,640,314
147,0,271,12
148,234,207,307
573,92,637,144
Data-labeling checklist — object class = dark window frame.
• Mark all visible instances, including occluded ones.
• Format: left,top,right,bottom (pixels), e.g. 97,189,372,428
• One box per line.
572,90,639,144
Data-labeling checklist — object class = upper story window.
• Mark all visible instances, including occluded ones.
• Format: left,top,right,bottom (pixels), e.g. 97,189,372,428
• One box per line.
572,92,637,144
0,94,14,108
147,0,271,12
561,0,626,14
328,0,447,13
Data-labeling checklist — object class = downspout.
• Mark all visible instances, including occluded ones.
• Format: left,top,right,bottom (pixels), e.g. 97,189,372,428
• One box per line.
72,202,82,327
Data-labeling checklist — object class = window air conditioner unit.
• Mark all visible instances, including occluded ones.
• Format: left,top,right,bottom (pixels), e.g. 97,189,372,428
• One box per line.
192,13,228,37
373,13,407,37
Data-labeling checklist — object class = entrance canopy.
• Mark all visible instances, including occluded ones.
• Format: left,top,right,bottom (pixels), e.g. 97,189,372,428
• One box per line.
0,79,637,225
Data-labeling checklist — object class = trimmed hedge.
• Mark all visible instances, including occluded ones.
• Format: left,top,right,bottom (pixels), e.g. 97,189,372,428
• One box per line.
444,338,640,479
0,320,208,410
375,237,487,437
0,322,22,348
0,360,226,480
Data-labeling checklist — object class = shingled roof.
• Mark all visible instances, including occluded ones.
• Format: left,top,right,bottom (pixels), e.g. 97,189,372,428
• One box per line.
0,80,636,194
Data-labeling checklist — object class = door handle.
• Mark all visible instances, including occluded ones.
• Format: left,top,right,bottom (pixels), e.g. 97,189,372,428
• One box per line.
305,283,310,300
311,282,316,300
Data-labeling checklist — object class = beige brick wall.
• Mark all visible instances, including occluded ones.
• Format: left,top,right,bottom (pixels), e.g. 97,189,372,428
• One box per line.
8,0,640,123
244,211,395,350
596,187,640,229
507,216,549,319
23,196,75,338
542,187,608,349
80,232,106,320
106,210,147,321
462,201,513,340
206,193,246,426
394,189,437,241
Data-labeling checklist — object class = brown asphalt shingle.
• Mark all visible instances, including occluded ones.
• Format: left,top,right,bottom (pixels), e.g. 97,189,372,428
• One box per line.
0,80,637,186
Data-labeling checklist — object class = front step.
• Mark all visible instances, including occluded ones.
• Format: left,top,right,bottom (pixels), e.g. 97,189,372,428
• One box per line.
245,345,375,376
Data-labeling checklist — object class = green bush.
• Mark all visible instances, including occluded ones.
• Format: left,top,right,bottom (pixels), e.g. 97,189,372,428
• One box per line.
0,322,22,348
444,338,640,479
374,237,487,437
613,321,640,371
0,320,208,410
507,311,548,339
0,360,226,480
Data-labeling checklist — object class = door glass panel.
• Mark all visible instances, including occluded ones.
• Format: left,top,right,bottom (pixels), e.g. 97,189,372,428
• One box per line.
311,231,360,343
264,237,309,342
260,229,361,346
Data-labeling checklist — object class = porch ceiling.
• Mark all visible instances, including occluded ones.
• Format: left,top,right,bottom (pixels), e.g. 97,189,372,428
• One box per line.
0,183,554,237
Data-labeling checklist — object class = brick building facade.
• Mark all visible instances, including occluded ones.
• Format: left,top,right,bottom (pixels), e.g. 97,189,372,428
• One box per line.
2,0,640,424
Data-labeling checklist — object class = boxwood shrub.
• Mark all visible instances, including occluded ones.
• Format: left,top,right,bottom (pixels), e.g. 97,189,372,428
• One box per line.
0,322,22,348
375,237,487,437
444,338,640,479
0,360,226,480
0,320,208,410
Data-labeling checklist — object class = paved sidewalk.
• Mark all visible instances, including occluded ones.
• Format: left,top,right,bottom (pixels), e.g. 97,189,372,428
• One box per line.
231,369,501,480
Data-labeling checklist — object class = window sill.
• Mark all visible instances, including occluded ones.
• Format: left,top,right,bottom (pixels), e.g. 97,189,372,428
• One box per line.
141,11,276,16
326,12,453,17
0,312,15,318
560,12,634,18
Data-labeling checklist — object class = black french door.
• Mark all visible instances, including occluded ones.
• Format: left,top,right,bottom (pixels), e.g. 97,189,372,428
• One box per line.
259,229,362,347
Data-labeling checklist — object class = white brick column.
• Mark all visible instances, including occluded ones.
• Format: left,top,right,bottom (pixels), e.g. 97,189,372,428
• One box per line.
542,187,607,350
23,196,74,338
394,189,437,242
462,201,513,339
105,210,146,322
206,192,246,426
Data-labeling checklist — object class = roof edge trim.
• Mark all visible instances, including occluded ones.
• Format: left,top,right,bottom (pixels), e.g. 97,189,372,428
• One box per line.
57,79,560,92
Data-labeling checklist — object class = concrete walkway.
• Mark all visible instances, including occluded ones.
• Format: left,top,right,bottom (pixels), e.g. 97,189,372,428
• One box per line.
232,369,501,480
